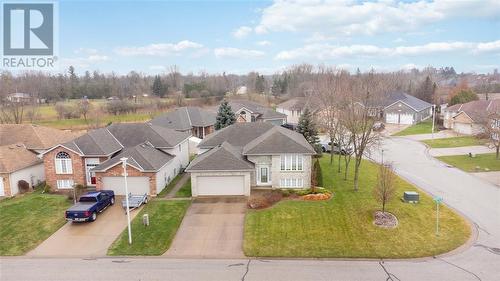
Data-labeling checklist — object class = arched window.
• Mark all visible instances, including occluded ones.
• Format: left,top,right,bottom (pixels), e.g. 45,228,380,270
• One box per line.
55,151,73,174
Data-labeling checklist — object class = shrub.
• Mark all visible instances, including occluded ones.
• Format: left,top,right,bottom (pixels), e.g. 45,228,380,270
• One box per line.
263,190,283,204
55,103,80,119
105,100,137,115
247,196,270,209
17,180,30,194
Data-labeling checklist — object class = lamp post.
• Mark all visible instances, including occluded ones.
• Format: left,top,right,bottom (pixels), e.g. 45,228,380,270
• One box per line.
431,104,436,140
121,157,132,245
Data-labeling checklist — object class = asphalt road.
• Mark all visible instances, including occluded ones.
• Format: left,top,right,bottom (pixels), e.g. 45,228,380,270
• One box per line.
1,137,499,281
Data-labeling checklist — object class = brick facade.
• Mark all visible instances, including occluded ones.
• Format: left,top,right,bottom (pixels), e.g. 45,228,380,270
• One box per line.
43,146,86,190
94,164,157,195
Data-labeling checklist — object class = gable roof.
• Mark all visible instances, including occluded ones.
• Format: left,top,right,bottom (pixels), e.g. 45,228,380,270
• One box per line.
107,123,190,148
277,96,322,112
150,107,216,131
0,143,42,173
228,100,286,120
60,127,123,156
451,99,500,122
384,92,432,112
186,142,254,171
0,124,77,150
92,142,174,172
242,126,316,155
199,122,276,149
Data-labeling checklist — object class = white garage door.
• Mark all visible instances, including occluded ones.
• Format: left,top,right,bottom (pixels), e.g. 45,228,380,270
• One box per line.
399,114,414,125
454,123,472,135
197,176,245,196
102,176,149,195
386,113,398,124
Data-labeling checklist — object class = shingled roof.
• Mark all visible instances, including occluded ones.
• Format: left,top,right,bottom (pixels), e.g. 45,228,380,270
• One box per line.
242,126,316,155
92,142,174,172
384,92,432,112
0,143,42,173
150,107,216,131
0,124,76,150
277,96,322,112
199,122,275,149
107,123,190,148
186,142,254,172
228,100,286,120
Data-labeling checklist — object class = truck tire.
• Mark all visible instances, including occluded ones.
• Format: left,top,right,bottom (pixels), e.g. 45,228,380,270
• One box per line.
110,197,115,205
90,212,97,222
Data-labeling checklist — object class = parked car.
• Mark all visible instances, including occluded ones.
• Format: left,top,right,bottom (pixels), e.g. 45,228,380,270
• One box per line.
332,142,354,155
65,191,115,222
320,140,332,152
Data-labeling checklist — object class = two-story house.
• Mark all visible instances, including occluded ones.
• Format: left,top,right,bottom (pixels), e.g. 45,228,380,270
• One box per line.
185,122,315,197
41,123,190,196
150,106,216,139
227,100,287,126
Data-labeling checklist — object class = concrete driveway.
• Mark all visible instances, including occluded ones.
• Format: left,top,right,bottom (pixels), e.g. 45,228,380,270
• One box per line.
28,200,139,257
165,197,246,258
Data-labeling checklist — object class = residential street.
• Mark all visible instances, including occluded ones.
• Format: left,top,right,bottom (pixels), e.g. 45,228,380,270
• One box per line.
1,137,500,281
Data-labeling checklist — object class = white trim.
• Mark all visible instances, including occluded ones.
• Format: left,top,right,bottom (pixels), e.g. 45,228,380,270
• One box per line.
106,128,124,148
40,144,84,157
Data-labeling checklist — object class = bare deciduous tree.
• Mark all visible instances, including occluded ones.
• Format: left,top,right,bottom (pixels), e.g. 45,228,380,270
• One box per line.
373,163,397,213
480,111,500,159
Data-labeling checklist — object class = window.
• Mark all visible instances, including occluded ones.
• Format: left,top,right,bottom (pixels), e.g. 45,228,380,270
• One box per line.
55,152,73,174
56,179,74,189
280,178,303,188
280,154,304,171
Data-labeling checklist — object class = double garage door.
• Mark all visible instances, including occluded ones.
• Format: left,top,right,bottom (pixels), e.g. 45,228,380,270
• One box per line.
101,176,149,195
386,113,414,125
196,175,245,196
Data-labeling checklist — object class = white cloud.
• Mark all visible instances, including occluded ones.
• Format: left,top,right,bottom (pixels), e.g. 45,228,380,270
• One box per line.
275,40,500,60
74,48,98,55
254,0,500,36
256,40,272,46
115,40,203,56
214,47,265,59
393,38,405,43
61,54,109,68
233,26,252,39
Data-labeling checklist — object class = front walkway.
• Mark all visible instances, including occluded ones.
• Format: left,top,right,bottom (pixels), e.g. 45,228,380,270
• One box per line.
164,197,246,258
165,173,190,199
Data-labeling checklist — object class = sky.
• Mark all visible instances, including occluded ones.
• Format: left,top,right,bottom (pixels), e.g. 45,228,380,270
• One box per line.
53,0,500,75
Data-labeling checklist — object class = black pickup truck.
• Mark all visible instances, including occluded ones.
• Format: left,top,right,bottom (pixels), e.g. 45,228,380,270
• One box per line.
65,190,115,222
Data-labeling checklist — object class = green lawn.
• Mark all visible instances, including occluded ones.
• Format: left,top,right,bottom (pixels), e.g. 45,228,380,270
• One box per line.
437,153,500,172
107,200,190,256
175,179,192,198
36,112,152,130
393,120,436,136
244,156,471,258
422,136,487,148
0,191,71,255
157,173,185,197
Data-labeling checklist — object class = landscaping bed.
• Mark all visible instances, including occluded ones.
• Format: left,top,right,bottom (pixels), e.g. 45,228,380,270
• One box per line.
0,190,71,255
422,136,486,148
107,200,190,256
437,153,500,172
244,156,471,258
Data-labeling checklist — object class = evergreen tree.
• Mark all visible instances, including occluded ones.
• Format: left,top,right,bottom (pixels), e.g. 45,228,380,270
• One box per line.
255,74,266,94
152,75,167,98
416,76,435,103
215,100,236,130
296,108,320,152
450,89,479,105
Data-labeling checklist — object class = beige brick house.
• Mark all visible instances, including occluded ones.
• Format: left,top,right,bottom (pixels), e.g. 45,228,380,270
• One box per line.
186,123,315,197
41,123,190,196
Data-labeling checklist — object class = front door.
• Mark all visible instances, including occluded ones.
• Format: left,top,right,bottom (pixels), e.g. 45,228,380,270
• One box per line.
85,158,100,186
257,166,271,185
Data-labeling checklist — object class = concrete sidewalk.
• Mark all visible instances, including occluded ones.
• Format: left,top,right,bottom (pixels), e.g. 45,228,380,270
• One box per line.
428,145,495,157
403,130,460,141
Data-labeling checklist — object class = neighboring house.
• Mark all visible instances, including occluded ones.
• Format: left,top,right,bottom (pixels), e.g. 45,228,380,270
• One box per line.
443,100,500,135
0,124,77,154
150,106,216,139
276,96,323,125
0,144,44,197
227,100,286,125
186,122,316,197
41,123,190,196
0,124,76,197
6,92,33,103
382,93,433,125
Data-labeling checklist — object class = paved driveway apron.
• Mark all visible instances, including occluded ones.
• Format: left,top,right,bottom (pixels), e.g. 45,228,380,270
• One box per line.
165,197,246,258
28,200,139,257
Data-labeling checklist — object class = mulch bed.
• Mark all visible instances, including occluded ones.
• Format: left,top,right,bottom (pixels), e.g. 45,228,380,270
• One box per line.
373,211,398,229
